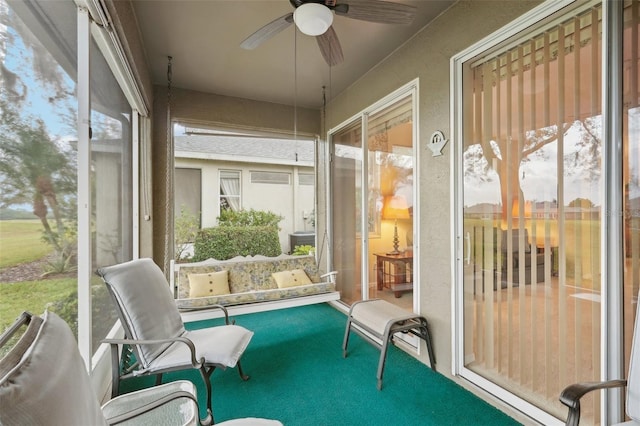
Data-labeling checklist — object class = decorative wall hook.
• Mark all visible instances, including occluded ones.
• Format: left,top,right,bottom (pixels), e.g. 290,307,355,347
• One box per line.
427,130,448,157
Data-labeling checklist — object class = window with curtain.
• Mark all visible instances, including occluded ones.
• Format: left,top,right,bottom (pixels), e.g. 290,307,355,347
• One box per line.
220,170,241,212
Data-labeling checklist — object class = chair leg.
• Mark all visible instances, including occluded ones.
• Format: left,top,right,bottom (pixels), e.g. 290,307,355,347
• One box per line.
200,366,215,424
418,317,436,371
110,344,120,398
237,360,250,381
342,317,352,358
376,333,393,391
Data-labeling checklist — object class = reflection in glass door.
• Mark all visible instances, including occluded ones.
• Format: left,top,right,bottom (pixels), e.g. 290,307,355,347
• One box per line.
331,120,364,305
623,0,640,408
460,3,604,423
330,87,415,313
367,97,414,311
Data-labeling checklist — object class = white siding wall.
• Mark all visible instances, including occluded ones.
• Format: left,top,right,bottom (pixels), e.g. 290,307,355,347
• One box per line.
175,158,314,253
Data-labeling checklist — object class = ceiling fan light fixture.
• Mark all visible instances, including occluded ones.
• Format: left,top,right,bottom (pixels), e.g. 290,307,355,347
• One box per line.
293,3,333,36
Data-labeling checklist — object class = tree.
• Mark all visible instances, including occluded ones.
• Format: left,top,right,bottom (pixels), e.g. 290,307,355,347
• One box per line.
0,98,77,264
1,2,77,270
480,124,571,220
465,119,600,219
568,198,595,208
174,206,200,261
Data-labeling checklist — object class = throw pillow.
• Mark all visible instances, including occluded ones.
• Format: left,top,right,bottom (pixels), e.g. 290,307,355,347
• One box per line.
272,269,312,289
188,270,230,298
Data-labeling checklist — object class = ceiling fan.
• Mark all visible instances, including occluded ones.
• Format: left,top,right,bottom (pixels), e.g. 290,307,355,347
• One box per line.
240,0,417,66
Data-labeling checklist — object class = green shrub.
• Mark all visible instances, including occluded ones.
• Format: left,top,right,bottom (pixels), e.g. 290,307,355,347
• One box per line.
218,209,283,228
193,226,282,261
174,206,200,261
292,245,315,256
47,277,118,352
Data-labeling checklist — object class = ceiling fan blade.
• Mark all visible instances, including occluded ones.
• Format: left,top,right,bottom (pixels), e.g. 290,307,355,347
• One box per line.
240,13,294,50
336,1,417,25
316,25,343,66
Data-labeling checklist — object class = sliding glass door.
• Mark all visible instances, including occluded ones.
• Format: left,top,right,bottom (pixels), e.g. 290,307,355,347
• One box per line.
330,119,363,305
455,1,640,423
329,84,416,313
623,0,640,410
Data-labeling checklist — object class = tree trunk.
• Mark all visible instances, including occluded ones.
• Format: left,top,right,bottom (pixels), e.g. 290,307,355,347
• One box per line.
33,194,63,253
496,155,525,227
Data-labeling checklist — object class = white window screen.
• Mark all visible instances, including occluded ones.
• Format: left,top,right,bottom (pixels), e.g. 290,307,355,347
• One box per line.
250,171,291,185
299,173,314,186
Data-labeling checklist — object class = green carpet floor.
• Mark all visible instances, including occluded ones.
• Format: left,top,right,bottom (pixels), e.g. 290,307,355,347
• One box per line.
120,303,520,425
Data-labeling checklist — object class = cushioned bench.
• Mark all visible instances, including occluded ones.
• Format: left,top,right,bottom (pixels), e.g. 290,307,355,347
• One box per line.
171,254,339,316
342,299,436,390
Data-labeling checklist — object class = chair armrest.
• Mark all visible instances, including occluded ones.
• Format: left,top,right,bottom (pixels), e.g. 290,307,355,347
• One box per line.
559,379,627,426
321,271,338,283
105,389,211,426
176,304,238,324
208,304,232,324
0,311,33,347
102,336,204,368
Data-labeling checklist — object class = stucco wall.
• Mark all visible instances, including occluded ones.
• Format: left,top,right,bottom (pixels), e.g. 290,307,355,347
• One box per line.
318,0,542,397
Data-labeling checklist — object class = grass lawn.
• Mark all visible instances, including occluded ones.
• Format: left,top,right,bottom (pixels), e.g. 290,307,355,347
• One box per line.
0,277,77,330
0,219,51,269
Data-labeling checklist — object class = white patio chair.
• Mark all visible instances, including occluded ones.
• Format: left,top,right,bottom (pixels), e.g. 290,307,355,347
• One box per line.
97,258,254,423
0,311,281,426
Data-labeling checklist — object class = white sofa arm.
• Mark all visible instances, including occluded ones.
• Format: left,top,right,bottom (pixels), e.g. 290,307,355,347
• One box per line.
320,271,338,283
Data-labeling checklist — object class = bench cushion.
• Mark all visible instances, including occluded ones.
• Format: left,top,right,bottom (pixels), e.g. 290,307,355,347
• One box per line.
176,281,336,310
174,254,335,311
272,269,312,288
188,270,230,298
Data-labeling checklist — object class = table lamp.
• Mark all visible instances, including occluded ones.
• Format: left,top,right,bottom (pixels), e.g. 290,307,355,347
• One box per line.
382,195,411,255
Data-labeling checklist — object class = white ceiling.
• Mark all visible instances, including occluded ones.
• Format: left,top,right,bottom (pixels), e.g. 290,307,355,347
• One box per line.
132,0,455,109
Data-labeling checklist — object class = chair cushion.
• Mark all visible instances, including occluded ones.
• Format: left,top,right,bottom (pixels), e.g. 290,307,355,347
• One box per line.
149,325,254,371
0,315,42,379
98,258,186,367
189,270,230,297
102,380,199,425
272,269,312,288
0,311,108,426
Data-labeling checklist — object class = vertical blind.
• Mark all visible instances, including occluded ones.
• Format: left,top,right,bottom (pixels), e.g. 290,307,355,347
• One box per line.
464,5,608,421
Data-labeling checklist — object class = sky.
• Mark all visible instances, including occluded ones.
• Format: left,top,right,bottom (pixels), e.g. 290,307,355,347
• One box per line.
2,13,76,212
463,121,605,208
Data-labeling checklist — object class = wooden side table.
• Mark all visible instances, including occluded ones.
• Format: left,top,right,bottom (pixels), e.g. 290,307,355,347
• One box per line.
374,252,413,298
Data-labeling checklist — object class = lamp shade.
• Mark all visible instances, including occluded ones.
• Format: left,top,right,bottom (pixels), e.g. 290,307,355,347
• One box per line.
382,195,411,220
293,3,333,36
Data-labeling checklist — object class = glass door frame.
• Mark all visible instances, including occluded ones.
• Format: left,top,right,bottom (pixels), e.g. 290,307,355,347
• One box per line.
451,0,627,424
327,79,420,316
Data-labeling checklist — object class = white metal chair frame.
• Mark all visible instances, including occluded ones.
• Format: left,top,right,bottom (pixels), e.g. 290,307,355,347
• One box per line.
560,291,640,425
98,258,254,424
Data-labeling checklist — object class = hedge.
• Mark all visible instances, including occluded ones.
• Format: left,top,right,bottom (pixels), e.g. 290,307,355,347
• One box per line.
193,225,282,261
